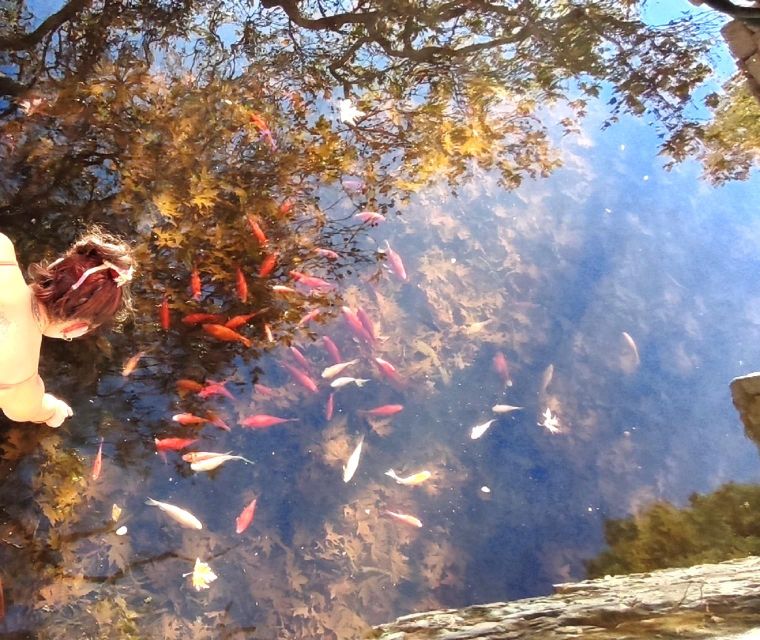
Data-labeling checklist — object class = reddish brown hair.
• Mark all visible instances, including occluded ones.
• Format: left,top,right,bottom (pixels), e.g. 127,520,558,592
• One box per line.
28,227,133,326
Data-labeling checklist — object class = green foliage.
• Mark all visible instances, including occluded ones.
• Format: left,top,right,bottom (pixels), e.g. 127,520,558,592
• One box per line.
587,483,760,578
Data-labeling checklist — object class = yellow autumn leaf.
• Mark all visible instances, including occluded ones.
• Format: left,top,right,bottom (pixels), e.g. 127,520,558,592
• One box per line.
184,558,218,591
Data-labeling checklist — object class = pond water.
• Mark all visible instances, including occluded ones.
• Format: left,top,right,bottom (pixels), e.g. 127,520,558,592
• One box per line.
1,1,759,638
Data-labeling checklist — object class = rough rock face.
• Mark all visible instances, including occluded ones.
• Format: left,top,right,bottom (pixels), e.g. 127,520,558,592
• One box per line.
721,20,760,99
730,372,760,446
369,556,760,639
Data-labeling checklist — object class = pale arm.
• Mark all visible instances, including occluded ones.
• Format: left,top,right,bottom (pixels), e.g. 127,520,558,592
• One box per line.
1,374,73,427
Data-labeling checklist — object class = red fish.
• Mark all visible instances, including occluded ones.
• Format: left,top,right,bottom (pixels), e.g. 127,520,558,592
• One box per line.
281,362,318,394
259,253,277,278
249,112,270,133
356,307,377,343
155,437,199,451
374,357,404,386
290,271,334,290
359,404,404,417
236,267,249,303
247,216,268,245
241,414,297,429
191,268,202,300
322,336,343,364
289,346,311,371
172,413,208,426
278,199,294,216
225,313,259,330
202,323,252,348
342,307,374,346
315,248,339,260
254,383,275,397
236,497,258,534
160,295,170,330
325,393,335,420
182,313,226,325
91,437,104,481
176,379,204,394
384,241,407,282
492,351,513,387
198,380,234,400
354,211,385,225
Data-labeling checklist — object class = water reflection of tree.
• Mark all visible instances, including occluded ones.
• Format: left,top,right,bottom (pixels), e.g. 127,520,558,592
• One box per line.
586,483,760,579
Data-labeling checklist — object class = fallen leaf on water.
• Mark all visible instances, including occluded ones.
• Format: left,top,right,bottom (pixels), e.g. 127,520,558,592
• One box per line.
183,558,218,591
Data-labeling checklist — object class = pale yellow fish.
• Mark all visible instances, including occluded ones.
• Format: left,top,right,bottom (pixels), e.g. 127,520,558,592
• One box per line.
183,558,218,591
492,404,523,414
385,469,432,486
470,419,496,440
321,359,360,379
343,435,364,482
190,453,253,473
385,510,423,528
622,331,640,365
122,350,148,376
145,497,203,530
331,377,370,389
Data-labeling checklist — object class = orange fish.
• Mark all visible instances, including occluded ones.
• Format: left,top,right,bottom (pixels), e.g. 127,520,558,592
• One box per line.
492,351,513,387
249,112,270,133
206,410,232,431
325,393,335,420
272,285,298,295
122,350,148,376
384,241,407,282
160,295,170,330
247,216,268,245
172,413,208,426
198,380,234,400
182,313,225,325
202,323,252,348
298,309,321,326
155,437,199,451
259,253,277,278
241,414,297,429
176,379,204,394
191,268,202,300
91,437,104,481
254,383,274,396
225,313,259,330
385,510,423,528
315,248,339,260
236,267,249,303
236,497,258,534
278,199,294,216
359,404,404,417
322,336,342,364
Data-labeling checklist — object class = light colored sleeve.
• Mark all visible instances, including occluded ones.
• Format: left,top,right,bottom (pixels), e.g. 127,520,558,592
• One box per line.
0,232,17,264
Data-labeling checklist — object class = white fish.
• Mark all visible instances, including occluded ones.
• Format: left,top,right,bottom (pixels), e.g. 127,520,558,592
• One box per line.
330,377,370,389
539,408,561,434
321,359,360,379
622,331,640,365
492,404,523,414
540,363,554,396
145,498,203,530
470,419,496,440
385,469,432,485
343,435,364,482
190,453,253,473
